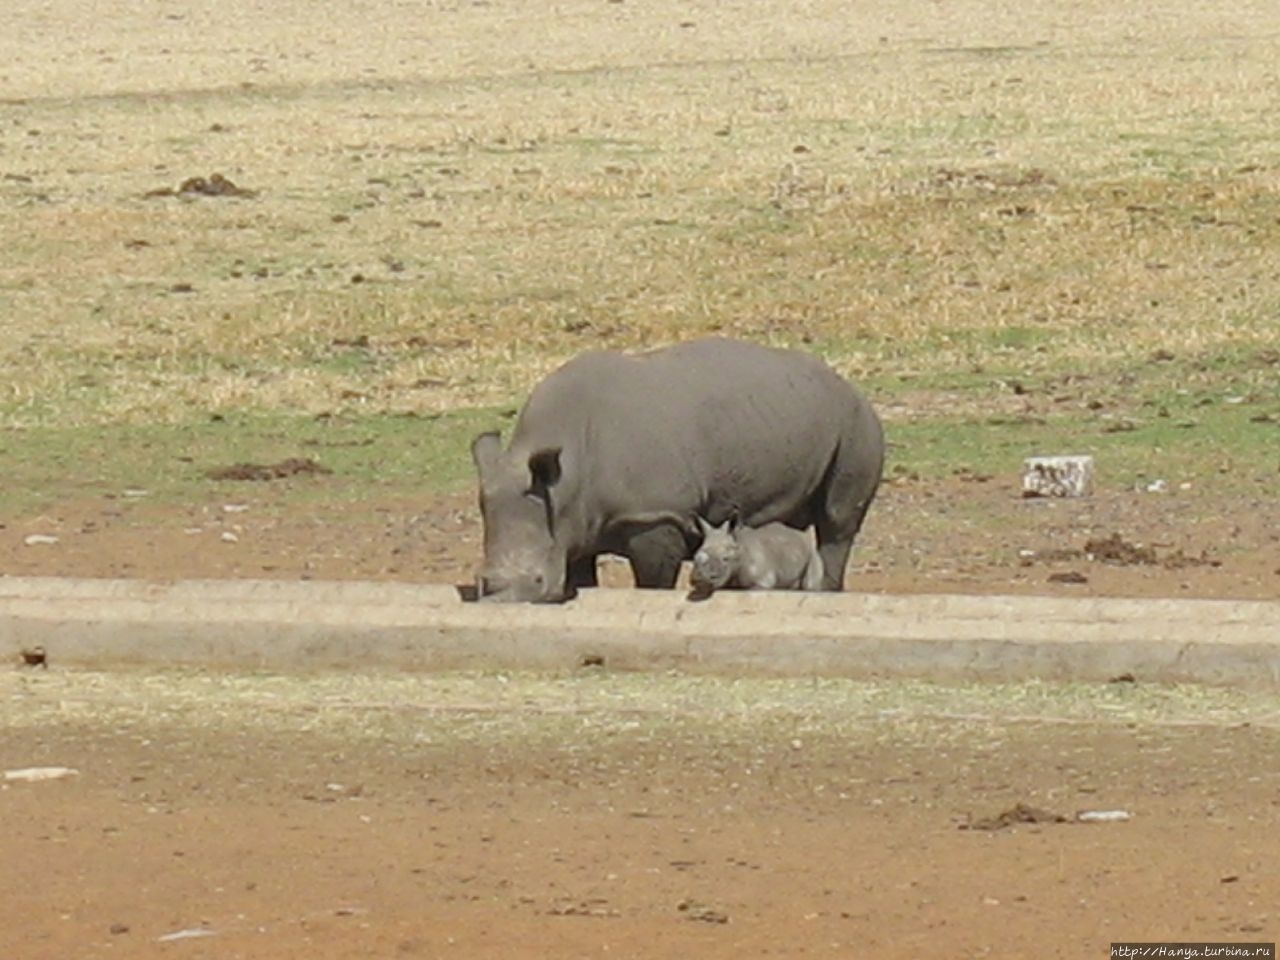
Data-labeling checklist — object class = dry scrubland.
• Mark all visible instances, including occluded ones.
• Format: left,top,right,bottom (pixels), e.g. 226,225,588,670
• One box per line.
8,668,1279,744
4,13,1280,954
6,667,1280,958
1,0,1278,428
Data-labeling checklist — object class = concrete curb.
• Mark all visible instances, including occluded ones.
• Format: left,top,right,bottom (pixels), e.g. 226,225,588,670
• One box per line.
2,577,1279,687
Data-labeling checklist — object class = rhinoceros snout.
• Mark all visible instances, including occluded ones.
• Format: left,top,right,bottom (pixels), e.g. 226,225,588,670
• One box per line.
476,570,555,603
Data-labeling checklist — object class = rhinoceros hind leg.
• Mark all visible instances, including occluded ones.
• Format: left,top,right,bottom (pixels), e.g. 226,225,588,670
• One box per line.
626,525,687,589
814,535,851,591
813,479,878,591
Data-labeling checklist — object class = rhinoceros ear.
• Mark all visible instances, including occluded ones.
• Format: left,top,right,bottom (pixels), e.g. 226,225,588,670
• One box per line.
471,432,503,477
695,515,713,539
527,447,562,493
725,507,742,534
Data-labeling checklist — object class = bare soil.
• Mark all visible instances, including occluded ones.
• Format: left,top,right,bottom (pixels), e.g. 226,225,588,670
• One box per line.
3,670,1279,960
3,475,1276,599
2,481,1277,957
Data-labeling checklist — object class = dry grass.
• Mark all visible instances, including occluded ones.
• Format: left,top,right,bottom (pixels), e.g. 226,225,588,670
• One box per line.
2,0,1278,426
4,668,1277,747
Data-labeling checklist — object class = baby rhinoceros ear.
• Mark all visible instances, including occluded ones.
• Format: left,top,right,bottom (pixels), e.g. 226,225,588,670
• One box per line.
726,508,742,535
695,515,714,539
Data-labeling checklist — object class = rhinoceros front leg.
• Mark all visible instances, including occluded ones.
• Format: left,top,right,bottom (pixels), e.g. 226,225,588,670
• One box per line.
567,554,599,590
625,525,687,589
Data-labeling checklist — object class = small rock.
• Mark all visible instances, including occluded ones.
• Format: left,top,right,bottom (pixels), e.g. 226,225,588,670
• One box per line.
220,531,239,543
157,927,217,942
4,766,80,782
23,534,59,546
1076,809,1132,823
1022,455,1094,498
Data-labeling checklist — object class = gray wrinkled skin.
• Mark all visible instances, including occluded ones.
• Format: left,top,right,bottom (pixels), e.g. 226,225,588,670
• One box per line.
471,337,884,602
690,516,825,594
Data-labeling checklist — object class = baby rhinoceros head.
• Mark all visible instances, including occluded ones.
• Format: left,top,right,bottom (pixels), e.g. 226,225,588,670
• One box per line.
690,515,742,592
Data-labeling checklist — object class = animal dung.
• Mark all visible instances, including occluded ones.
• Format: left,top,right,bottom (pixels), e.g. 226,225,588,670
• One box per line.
205,457,331,481
1022,455,1095,498
19,646,47,668
144,172,256,199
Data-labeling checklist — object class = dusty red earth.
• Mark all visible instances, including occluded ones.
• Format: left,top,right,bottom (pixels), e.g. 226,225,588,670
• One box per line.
2,481,1278,959
2,474,1276,599
4,674,1280,960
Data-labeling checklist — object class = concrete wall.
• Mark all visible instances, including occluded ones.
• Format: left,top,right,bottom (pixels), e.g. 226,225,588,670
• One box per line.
2,577,1279,686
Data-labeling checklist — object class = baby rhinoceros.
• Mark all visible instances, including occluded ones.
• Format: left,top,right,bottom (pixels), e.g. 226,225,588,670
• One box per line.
690,515,826,596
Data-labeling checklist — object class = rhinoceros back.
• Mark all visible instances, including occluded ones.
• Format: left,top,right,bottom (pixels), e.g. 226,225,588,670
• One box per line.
508,338,882,539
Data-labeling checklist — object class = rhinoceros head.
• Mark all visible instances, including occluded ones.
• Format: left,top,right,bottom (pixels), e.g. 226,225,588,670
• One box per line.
690,513,742,592
471,431,568,602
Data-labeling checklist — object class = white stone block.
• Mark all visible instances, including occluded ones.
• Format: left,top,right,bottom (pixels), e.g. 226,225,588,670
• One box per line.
1022,455,1095,498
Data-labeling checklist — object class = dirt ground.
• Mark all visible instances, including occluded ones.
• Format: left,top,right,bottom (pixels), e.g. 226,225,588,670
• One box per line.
2,474,1276,599
1,485,1279,959
4,0,1277,952
3,670,1279,960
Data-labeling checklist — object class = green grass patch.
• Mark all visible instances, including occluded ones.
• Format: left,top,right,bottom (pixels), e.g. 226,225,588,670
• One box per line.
890,410,1278,487
2,344,1273,517
0,408,506,513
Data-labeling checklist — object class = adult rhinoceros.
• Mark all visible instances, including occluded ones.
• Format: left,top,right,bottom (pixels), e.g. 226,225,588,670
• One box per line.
470,337,883,602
